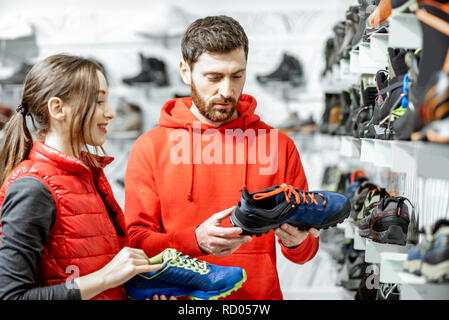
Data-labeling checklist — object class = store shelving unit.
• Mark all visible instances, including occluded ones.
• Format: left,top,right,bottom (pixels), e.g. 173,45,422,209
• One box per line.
308,11,449,300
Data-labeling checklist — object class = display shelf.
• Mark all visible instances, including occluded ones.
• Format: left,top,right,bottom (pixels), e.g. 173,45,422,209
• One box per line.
353,231,367,250
369,33,389,65
359,138,449,179
349,49,359,74
340,136,361,158
365,239,412,264
388,13,422,49
358,42,385,74
399,272,449,300
379,252,407,283
337,220,355,239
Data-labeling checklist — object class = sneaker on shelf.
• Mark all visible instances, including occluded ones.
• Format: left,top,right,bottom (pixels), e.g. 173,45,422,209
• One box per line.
230,183,350,236
125,248,247,300
403,224,433,275
421,219,449,282
358,196,412,246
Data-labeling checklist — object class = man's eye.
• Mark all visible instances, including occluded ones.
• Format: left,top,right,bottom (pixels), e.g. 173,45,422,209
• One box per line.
208,77,220,81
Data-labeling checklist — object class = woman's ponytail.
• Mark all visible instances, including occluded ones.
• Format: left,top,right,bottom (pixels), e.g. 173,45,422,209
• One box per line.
0,106,33,187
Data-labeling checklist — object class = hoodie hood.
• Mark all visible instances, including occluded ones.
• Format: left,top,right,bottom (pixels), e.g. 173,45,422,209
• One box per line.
158,94,261,131
158,94,261,201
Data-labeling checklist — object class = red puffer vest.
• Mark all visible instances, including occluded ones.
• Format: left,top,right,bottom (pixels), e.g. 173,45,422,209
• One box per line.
0,140,129,300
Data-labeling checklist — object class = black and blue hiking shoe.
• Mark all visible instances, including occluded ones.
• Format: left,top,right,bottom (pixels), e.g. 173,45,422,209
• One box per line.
230,184,350,236
125,249,246,300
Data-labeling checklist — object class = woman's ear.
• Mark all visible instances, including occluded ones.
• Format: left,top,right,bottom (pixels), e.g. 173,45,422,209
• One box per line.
47,97,66,121
179,60,191,85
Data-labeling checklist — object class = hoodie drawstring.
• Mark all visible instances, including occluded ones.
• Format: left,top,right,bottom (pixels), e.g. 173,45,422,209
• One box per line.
187,123,194,202
186,115,250,201
241,115,249,192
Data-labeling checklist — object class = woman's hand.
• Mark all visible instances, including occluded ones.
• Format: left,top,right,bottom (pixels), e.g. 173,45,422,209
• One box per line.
74,247,163,300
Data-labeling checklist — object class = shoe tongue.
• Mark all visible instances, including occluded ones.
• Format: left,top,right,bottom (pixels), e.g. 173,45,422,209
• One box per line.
149,248,177,264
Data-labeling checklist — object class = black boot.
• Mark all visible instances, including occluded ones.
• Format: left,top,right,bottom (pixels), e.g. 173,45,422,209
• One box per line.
256,53,305,87
122,53,169,86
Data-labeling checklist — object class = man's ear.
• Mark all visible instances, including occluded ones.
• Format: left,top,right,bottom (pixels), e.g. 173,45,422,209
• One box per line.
179,60,191,85
47,97,66,121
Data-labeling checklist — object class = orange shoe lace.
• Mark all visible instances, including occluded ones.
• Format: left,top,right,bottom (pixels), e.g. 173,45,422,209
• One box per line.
253,183,327,206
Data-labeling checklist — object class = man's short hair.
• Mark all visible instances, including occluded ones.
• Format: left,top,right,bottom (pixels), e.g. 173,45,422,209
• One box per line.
181,15,249,67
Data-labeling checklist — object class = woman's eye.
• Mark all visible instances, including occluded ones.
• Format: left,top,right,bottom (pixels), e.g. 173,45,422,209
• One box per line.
97,100,104,105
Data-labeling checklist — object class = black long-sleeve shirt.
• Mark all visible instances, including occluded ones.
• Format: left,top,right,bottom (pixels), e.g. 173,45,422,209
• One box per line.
0,177,81,300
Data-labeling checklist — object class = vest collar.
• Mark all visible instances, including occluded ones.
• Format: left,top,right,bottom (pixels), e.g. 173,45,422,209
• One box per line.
29,140,114,174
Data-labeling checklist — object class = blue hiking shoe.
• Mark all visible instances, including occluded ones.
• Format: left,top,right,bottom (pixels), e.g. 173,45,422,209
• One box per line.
230,183,350,236
421,219,449,283
124,248,246,300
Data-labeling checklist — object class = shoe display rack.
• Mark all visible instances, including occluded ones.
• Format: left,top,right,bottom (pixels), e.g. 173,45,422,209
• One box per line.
301,11,449,300
293,130,449,299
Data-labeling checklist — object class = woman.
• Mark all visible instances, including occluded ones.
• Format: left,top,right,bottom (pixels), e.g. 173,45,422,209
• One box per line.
0,54,164,300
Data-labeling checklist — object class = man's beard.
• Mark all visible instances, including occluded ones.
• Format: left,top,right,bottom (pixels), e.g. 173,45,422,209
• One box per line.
191,80,240,122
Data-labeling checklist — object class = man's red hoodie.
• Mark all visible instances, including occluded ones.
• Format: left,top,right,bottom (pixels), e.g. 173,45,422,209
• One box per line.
124,94,319,299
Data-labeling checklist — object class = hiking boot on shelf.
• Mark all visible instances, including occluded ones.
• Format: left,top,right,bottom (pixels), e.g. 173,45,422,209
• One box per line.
122,53,169,86
125,248,247,300
350,181,380,221
355,186,396,224
0,62,33,85
358,196,412,246
336,90,352,135
256,53,305,87
319,93,340,134
366,48,413,139
403,224,434,275
352,0,381,47
277,111,316,134
339,6,360,59
421,219,449,282
345,170,368,205
321,166,345,192
393,0,449,139
230,183,350,236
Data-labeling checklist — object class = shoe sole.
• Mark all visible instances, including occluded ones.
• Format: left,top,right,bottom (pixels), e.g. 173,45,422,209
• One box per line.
126,270,247,300
368,225,407,246
403,258,423,275
422,260,449,283
230,199,351,236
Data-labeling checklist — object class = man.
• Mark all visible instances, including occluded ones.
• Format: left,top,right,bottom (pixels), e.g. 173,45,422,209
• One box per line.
124,15,319,300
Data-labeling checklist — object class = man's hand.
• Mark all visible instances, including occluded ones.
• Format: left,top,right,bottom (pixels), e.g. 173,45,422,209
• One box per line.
274,223,320,248
195,207,252,257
